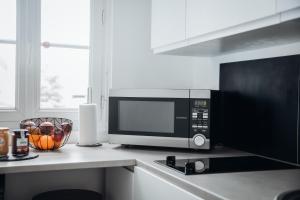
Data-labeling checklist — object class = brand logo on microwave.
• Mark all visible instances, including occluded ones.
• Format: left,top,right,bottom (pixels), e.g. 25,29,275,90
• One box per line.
175,116,188,120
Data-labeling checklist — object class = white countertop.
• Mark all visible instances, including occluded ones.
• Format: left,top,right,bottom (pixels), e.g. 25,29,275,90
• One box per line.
0,143,299,200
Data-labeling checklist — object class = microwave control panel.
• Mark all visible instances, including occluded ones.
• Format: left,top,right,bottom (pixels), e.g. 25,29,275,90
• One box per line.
191,99,210,138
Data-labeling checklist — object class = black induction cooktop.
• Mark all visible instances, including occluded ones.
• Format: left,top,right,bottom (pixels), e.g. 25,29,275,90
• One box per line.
155,156,300,175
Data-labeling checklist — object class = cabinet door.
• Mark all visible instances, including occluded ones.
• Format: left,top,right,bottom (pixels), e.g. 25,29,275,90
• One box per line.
105,167,134,200
133,167,204,200
277,0,300,12
186,0,276,38
151,0,186,48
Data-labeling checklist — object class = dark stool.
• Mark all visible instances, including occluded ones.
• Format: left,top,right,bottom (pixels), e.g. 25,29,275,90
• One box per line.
32,189,102,200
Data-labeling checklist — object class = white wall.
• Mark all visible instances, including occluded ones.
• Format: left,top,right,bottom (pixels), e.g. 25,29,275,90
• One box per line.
110,0,218,90
5,168,104,200
109,0,300,92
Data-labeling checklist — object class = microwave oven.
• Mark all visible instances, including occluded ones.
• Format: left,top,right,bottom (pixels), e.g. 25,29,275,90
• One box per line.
108,89,221,150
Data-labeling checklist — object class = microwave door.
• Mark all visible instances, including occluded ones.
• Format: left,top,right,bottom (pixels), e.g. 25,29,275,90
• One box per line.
119,100,174,134
108,97,190,148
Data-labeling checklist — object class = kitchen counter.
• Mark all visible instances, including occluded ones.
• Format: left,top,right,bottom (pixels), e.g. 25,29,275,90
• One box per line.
1,143,299,200
0,143,246,174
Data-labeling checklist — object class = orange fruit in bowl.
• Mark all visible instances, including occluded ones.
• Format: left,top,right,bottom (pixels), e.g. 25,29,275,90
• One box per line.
37,135,54,150
29,134,41,147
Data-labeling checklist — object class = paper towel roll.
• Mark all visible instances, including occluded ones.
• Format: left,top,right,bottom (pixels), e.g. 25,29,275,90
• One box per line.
78,104,98,145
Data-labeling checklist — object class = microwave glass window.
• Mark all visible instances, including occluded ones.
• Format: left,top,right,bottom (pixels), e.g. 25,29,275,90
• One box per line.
118,101,175,133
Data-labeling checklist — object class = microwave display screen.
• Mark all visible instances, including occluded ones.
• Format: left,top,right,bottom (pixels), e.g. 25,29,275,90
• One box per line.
118,100,175,133
195,100,207,107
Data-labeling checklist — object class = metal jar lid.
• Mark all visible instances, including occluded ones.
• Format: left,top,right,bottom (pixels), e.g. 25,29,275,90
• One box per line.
0,127,9,131
12,129,28,133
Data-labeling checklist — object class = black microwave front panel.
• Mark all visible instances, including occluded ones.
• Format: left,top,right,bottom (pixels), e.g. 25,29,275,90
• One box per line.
189,99,210,139
109,97,189,138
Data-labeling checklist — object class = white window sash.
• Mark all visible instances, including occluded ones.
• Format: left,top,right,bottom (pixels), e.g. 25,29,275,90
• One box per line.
0,39,16,44
0,0,25,122
33,0,104,125
0,0,107,135
40,43,89,50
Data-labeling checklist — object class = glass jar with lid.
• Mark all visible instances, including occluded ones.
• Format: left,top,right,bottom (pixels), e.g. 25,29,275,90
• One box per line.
0,127,9,158
12,129,29,157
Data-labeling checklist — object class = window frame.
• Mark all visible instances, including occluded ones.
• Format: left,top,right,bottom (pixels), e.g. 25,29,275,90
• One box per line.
0,40,19,113
0,0,105,131
0,0,25,122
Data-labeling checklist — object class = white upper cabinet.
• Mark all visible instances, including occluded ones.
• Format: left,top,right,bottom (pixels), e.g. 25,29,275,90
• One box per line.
151,0,186,48
151,0,300,55
277,0,300,12
186,0,277,39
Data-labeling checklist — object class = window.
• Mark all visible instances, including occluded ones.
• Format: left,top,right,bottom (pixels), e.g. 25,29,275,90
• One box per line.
40,0,90,109
0,0,16,109
0,0,105,128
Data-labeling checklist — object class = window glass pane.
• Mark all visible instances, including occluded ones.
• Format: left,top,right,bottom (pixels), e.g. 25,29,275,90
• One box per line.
41,0,90,46
0,0,16,40
0,43,16,108
40,47,89,109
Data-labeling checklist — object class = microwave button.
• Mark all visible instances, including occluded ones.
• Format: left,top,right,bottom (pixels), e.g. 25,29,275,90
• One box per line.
193,134,206,147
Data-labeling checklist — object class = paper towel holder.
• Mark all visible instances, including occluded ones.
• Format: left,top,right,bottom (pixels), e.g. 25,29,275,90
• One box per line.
77,87,102,147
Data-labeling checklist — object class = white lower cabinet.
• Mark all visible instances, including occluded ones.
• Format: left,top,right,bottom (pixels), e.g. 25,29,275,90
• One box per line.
133,167,204,200
105,167,204,200
105,167,134,200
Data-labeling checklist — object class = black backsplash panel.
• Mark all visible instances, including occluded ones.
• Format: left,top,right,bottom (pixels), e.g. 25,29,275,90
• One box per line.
220,55,300,164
